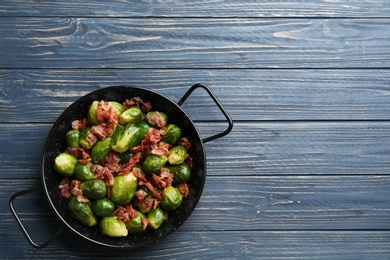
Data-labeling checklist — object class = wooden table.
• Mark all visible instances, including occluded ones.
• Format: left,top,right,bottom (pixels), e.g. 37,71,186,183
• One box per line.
2,1,390,259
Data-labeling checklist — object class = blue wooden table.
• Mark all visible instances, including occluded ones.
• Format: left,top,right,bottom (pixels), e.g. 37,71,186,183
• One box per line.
1,1,390,259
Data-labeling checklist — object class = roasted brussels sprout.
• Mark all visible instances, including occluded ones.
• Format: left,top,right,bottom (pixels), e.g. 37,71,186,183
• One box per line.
142,154,168,175
119,106,143,124
80,179,107,200
54,153,78,177
90,137,111,164
68,196,97,227
146,111,168,127
99,216,128,237
161,186,183,211
168,145,187,165
110,172,138,205
87,101,99,125
66,129,80,148
161,124,182,144
111,122,150,153
74,162,95,181
147,207,165,230
91,198,115,217
79,127,93,150
167,164,191,184
125,210,146,235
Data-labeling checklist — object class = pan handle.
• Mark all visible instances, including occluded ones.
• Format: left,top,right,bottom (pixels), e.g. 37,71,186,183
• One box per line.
178,83,233,143
9,189,65,248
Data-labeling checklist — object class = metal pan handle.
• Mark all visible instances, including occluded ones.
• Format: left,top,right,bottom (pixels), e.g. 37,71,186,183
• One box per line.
9,189,65,248
178,83,233,143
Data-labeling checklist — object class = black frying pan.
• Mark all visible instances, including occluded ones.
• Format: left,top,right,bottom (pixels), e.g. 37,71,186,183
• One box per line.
10,83,233,249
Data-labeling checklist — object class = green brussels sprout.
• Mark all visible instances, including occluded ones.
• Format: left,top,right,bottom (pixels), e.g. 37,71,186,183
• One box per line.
99,216,128,237
167,146,187,165
91,137,111,164
87,101,99,125
111,122,150,153
167,164,191,184
68,196,97,227
125,210,146,235
161,124,182,144
147,207,165,230
110,172,138,205
119,106,143,125
108,101,125,116
66,129,80,148
161,186,183,211
74,162,95,181
79,127,93,150
54,153,78,177
146,111,168,127
80,179,107,200
91,198,115,217
142,154,168,176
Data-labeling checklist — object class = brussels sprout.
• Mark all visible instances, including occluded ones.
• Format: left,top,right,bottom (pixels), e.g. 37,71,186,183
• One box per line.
146,111,168,127
74,162,95,181
100,216,128,237
110,172,138,205
111,122,150,153
79,127,93,150
161,186,183,211
87,101,99,125
66,129,80,148
108,101,125,116
68,196,97,227
167,164,191,184
91,137,111,164
80,179,107,200
142,154,168,176
91,198,115,217
54,153,78,177
161,124,182,145
147,207,165,230
125,210,146,235
167,146,187,165
119,106,143,125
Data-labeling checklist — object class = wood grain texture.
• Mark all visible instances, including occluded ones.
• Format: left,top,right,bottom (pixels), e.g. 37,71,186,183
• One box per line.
4,175,390,233
1,0,389,18
2,122,390,177
1,18,389,69
1,69,390,122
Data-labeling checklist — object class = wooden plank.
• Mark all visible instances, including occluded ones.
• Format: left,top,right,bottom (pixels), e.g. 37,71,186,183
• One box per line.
2,122,390,178
1,1,389,18
1,69,390,122
3,228,390,259
1,18,390,69
4,175,390,232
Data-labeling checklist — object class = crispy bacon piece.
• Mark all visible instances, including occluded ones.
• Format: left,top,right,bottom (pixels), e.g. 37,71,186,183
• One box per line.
135,189,148,201
123,97,151,113
176,183,190,197
90,122,115,141
178,137,192,151
70,180,82,197
150,141,171,156
71,118,88,131
86,131,97,147
113,204,138,222
76,195,90,203
91,164,114,187
96,101,118,127
141,218,149,231
119,152,142,176
151,168,173,190
59,177,71,198
105,152,121,173
66,147,91,160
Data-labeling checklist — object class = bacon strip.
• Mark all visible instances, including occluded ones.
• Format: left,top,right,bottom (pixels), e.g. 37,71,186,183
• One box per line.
71,118,88,131
123,97,151,113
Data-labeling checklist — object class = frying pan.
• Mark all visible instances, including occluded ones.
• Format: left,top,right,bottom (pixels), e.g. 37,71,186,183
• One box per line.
9,83,233,249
